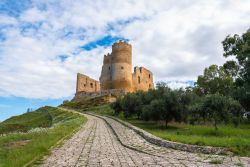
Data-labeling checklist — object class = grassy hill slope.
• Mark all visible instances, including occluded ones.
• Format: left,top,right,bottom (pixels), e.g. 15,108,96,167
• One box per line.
0,106,86,167
0,108,53,134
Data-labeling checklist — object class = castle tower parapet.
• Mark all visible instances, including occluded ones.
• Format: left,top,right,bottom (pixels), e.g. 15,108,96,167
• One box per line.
112,40,132,65
112,41,132,52
103,53,111,64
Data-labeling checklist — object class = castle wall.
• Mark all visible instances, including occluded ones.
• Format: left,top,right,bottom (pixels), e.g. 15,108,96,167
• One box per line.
111,63,132,91
75,41,154,102
111,42,132,64
100,54,112,90
100,41,133,92
76,73,100,93
132,66,154,91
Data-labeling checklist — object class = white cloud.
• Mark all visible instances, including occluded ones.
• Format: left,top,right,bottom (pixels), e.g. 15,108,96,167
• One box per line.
0,15,18,25
166,81,192,90
20,8,46,22
0,0,250,98
118,0,250,81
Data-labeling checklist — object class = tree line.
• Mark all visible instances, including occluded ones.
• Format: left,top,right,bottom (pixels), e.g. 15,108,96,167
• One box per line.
111,28,250,132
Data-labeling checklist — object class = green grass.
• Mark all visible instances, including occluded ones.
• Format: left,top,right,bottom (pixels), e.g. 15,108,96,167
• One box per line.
0,108,53,134
209,159,224,164
235,162,244,167
60,101,83,109
80,104,115,116
61,96,112,110
61,103,250,157
125,119,250,156
0,106,86,167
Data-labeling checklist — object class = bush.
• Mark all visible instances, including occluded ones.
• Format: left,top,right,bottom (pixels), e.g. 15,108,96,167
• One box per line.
141,105,152,121
121,93,142,118
149,99,164,122
110,81,246,129
227,98,244,127
190,94,244,132
110,98,122,115
161,91,182,127
202,94,229,131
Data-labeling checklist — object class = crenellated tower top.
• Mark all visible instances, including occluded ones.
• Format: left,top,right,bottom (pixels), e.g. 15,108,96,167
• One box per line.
112,40,132,53
103,53,111,64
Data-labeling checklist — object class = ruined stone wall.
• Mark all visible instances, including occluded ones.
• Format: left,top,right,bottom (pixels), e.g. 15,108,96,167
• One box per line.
132,66,154,91
73,89,126,103
76,73,100,93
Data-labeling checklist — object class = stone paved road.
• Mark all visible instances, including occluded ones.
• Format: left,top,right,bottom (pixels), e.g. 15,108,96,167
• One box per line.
40,113,250,167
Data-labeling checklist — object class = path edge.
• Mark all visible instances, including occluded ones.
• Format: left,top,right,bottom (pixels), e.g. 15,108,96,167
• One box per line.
106,116,232,155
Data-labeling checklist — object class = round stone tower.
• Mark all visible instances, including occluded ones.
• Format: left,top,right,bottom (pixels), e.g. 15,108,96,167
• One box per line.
110,41,132,92
99,53,112,90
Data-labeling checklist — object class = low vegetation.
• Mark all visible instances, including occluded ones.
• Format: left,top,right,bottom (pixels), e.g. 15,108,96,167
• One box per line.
125,119,250,156
61,95,112,110
111,87,247,131
0,106,86,167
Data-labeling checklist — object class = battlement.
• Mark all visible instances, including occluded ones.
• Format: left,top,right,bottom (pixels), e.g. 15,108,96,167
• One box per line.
112,40,132,52
103,53,112,64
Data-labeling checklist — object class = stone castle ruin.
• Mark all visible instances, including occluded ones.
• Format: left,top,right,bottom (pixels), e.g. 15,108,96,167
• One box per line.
73,41,154,101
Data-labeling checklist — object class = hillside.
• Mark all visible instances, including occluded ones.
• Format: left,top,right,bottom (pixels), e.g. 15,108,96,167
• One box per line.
0,106,86,167
0,107,53,134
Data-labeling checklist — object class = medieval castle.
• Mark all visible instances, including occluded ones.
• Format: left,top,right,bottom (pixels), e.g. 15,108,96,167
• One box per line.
74,41,154,101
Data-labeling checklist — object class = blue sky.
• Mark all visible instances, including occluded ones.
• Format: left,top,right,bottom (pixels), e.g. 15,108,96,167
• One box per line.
1,0,250,121
0,97,64,121
81,35,128,51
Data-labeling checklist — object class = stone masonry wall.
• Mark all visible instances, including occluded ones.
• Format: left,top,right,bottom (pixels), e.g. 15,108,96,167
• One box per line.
74,41,154,101
100,41,133,92
132,66,154,91
76,73,100,93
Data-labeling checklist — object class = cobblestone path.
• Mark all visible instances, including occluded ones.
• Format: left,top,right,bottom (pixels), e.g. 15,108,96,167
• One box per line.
40,113,250,167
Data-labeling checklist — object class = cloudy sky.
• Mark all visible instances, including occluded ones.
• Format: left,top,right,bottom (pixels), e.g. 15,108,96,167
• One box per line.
1,0,250,120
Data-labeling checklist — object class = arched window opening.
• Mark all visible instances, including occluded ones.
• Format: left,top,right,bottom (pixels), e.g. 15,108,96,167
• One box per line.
138,76,141,84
